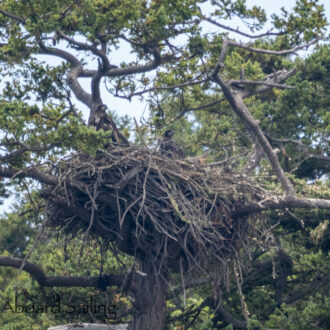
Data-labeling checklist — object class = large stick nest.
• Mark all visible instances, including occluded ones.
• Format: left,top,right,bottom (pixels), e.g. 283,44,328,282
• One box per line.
43,145,273,273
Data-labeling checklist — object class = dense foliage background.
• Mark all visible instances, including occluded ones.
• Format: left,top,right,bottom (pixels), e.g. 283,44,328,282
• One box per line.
0,0,329,329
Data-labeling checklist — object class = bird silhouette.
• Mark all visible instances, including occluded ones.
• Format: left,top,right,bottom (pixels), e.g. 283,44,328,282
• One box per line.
159,129,184,159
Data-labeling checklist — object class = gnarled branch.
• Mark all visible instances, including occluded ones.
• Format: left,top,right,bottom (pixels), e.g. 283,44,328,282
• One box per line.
0,256,124,288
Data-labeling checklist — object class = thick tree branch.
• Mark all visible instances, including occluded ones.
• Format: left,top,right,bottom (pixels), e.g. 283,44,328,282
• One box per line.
37,42,80,66
0,256,124,288
209,39,309,195
38,43,93,108
0,166,59,186
80,48,162,78
212,74,296,195
67,66,93,109
231,196,330,217
0,8,26,24
0,149,28,161
57,31,114,70
91,68,105,105
54,31,116,106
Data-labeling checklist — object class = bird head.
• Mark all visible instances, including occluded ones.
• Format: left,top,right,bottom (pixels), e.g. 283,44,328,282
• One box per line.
163,129,174,139
96,104,107,113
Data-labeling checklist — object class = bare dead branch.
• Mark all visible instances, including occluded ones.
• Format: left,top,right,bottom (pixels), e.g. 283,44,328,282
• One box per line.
124,77,209,99
231,196,330,217
212,73,296,196
242,69,297,97
229,79,295,90
268,135,329,163
227,38,320,56
266,134,305,147
167,97,225,124
212,39,229,76
202,16,286,39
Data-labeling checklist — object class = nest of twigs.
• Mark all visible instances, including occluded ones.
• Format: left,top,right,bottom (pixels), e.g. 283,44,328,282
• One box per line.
43,144,273,274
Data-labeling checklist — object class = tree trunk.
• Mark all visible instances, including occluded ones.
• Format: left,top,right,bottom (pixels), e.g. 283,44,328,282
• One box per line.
129,259,167,330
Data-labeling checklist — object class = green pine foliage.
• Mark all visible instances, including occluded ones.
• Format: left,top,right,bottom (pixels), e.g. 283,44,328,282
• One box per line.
0,0,329,328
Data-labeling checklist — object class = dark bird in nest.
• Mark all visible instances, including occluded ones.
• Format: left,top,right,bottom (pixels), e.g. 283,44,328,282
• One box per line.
159,129,184,159
89,104,129,145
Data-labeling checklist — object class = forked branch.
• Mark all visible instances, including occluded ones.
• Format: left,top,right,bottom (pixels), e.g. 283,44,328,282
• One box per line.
211,38,321,196
213,74,296,196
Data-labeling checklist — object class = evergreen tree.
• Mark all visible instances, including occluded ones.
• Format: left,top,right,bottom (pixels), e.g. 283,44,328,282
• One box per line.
0,1,329,329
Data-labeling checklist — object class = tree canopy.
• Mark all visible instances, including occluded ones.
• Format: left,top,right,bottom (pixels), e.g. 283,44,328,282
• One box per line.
0,0,329,329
